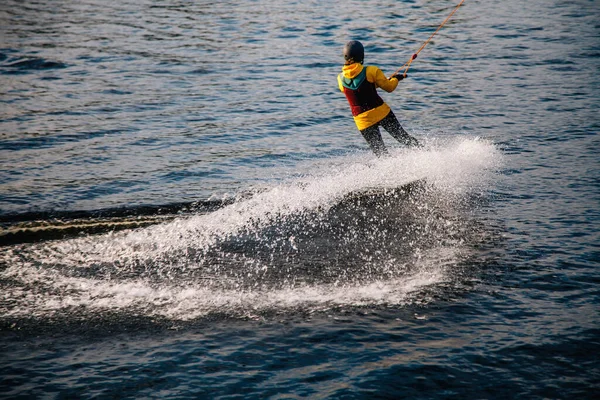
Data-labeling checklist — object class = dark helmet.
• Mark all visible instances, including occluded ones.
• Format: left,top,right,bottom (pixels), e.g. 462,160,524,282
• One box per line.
343,40,364,64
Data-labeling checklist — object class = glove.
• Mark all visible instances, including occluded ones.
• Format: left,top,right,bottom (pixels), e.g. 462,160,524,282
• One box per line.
391,73,406,81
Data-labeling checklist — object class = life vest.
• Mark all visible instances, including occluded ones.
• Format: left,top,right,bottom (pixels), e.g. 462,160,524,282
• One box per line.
339,68,385,117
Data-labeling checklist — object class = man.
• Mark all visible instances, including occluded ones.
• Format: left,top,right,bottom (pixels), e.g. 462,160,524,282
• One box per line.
338,40,420,156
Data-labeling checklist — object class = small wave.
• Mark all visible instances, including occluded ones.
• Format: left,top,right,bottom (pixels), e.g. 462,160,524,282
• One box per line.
0,199,228,246
1,56,67,74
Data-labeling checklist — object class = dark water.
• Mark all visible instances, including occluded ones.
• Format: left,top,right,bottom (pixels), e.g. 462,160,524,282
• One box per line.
1,0,599,398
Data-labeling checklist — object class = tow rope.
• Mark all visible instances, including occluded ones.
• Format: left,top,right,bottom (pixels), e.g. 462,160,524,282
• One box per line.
392,0,466,78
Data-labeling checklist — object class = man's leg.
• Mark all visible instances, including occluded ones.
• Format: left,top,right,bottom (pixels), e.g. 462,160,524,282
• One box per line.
360,124,388,156
380,111,420,148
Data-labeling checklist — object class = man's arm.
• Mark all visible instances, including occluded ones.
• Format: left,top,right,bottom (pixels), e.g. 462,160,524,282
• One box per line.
366,66,400,93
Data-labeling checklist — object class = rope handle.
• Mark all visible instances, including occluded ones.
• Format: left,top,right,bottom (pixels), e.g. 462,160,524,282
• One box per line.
391,0,466,78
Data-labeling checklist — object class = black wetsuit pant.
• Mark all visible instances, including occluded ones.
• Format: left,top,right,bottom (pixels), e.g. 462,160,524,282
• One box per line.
360,111,419,156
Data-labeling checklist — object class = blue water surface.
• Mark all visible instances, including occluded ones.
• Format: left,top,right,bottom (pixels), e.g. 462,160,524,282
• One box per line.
1,0,599,398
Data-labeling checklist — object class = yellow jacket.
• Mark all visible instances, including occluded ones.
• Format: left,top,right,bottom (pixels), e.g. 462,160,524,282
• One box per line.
338,63,400,130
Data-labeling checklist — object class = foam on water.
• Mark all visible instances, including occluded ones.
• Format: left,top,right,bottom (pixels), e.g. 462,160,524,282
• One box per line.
0,137,502,320
2,259,445,321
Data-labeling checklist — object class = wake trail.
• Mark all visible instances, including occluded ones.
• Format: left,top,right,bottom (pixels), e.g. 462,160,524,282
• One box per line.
0,137,503,320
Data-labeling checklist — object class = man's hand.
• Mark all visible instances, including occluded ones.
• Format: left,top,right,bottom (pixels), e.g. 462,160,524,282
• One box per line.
391,73,406,81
